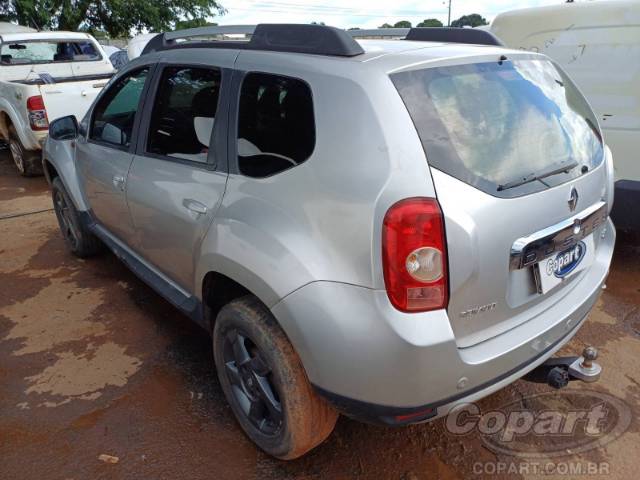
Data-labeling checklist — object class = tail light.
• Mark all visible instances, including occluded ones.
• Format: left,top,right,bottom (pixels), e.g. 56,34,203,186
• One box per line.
382,198,448,312
27,95,49,131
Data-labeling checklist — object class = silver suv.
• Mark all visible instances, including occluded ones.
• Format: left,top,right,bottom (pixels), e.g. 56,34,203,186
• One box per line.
43,24,616,459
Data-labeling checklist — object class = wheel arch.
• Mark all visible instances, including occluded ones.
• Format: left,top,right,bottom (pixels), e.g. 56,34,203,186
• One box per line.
42,140,89,211
200,263,285,333
0,101,34,148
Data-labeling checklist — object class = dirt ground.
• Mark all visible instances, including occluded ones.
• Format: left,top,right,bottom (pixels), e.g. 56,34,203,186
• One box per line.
1,148,639,480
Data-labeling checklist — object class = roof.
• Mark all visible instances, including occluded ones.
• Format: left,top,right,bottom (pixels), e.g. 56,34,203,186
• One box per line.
0,31,94,42
355,39,527,74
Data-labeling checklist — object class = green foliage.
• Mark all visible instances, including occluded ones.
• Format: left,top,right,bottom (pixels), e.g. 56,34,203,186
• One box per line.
416,18,443,28
393,20,412,28
0,0,225,38
379,23,393,28
450,13,488,28
174,18,218,30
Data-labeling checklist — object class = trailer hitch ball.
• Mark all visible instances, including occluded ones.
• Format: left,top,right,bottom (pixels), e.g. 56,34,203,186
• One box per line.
568,346,602,383
581,346,597,369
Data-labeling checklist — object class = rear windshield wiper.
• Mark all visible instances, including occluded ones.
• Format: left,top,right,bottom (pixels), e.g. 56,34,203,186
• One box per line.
497,160,579,191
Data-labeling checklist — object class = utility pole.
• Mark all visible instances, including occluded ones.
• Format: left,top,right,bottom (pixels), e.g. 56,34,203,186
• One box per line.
447,0,452,26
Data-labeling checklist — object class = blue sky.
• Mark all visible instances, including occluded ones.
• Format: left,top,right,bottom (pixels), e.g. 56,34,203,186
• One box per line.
216,0,568,28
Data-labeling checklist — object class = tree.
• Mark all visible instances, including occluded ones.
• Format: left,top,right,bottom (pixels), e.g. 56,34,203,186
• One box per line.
379,23,393,28
0,0,225,38
393,20,412,28
450,14,488,28
174,18,218,30
416,18,443,28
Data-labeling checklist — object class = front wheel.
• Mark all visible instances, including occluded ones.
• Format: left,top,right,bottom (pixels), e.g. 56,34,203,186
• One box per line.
51,177,101,258
213,296,338,459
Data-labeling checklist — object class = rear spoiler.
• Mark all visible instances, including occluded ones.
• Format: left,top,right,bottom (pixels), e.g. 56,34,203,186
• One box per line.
349,27,505,47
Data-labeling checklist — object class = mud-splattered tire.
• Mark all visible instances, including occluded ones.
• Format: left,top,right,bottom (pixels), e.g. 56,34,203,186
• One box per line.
52,177,101,258
213,295,338,459
8,125,43,177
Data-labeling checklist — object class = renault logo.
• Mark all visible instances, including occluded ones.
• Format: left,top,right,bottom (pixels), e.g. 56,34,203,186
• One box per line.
568,187,579,212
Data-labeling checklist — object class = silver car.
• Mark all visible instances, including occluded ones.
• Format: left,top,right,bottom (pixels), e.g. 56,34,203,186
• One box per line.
43,24,616,459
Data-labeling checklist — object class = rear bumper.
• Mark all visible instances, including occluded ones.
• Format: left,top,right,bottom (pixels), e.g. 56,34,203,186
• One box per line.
271,218,615,424
611,180,640,232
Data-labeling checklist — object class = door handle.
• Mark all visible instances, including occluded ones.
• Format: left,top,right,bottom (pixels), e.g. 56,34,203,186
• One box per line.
183,199,208,215
113,175,126,191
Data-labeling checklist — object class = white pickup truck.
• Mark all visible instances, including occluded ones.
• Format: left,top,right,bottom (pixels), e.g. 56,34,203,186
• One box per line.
0,31,114,176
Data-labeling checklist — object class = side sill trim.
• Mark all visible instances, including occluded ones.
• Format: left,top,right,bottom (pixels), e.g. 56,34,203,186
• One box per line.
78,211,206,329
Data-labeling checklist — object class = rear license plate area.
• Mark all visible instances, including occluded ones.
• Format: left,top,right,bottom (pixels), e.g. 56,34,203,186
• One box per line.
534,235,595,294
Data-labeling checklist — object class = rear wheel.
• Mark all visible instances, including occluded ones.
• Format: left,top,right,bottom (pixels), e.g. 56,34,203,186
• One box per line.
8,125,42,177
51,177,101,258
213,295,338,459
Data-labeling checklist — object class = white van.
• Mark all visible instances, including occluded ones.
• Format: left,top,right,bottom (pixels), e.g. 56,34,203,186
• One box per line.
490,0,640,231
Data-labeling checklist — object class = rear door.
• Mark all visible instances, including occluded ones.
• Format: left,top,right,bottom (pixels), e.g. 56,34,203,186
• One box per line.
76,66,152,242
125,50,234,293
392,56,608,347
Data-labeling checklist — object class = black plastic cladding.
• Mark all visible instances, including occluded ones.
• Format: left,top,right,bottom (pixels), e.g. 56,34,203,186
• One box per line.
405,27,505,47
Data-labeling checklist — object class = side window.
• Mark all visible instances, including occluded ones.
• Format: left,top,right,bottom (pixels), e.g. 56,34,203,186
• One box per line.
146,66,221,163
237,73,315,178
90,68,149,148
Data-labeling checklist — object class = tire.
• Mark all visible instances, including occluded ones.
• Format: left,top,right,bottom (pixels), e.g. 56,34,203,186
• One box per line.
8,125,43,177
51,177,101,258
213,295,338,459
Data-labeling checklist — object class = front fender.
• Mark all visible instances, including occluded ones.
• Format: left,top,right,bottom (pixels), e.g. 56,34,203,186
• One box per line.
43,136,89,211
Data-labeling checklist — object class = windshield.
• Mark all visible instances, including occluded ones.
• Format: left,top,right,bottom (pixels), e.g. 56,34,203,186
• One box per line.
0,40,101,65
391,59,604,198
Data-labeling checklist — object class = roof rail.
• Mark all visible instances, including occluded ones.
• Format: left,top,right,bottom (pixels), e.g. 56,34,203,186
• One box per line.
405,27,504,46
348,26,504,47
141,24,365,57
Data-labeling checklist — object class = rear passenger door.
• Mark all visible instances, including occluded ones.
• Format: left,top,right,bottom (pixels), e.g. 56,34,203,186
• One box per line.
126,51,234,293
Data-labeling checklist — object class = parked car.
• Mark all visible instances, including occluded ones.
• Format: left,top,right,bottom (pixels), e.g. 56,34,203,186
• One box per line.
490,0,640,231
108,49,129,70
0,31,114,176
126,32,158,60
43,24,616,459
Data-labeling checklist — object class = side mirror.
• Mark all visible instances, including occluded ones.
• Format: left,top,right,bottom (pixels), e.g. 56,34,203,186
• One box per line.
49,115,78,141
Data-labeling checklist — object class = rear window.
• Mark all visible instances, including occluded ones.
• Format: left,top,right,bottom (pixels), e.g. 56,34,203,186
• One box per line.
0,40,101,65
391,59,604,197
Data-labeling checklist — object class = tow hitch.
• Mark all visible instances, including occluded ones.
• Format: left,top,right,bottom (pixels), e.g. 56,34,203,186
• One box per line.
524,346,602,389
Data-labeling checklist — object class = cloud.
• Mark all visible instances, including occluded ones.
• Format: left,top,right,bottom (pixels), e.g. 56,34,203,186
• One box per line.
217,0,564,28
